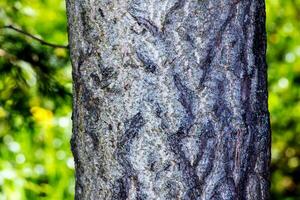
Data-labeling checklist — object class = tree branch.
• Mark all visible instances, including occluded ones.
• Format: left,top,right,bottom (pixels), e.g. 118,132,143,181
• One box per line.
1,25,69,49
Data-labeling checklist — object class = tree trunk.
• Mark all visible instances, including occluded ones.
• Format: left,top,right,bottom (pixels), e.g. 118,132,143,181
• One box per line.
66,0,271,199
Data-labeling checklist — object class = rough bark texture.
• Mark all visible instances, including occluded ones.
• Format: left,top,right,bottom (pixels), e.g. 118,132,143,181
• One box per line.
66,0,271,199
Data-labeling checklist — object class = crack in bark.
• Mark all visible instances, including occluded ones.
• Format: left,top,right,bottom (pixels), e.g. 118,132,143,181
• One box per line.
198,2,238,91
136,51,158,73
173,73,195,131
128,13,161,38
114,112,146,199
162,0,186,33
169,73,205,199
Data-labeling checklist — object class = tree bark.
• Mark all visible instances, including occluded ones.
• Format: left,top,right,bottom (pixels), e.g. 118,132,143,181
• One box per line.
66,0,271,199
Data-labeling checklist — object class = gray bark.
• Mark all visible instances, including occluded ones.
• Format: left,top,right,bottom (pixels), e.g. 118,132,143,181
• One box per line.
66,0,271,199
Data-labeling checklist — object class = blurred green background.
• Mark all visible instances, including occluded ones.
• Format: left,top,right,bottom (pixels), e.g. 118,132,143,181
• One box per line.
0,0,299,199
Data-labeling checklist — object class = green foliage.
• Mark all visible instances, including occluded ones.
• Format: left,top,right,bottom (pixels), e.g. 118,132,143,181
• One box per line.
0,0,73,199
267,0,300,199
0,0,299,199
